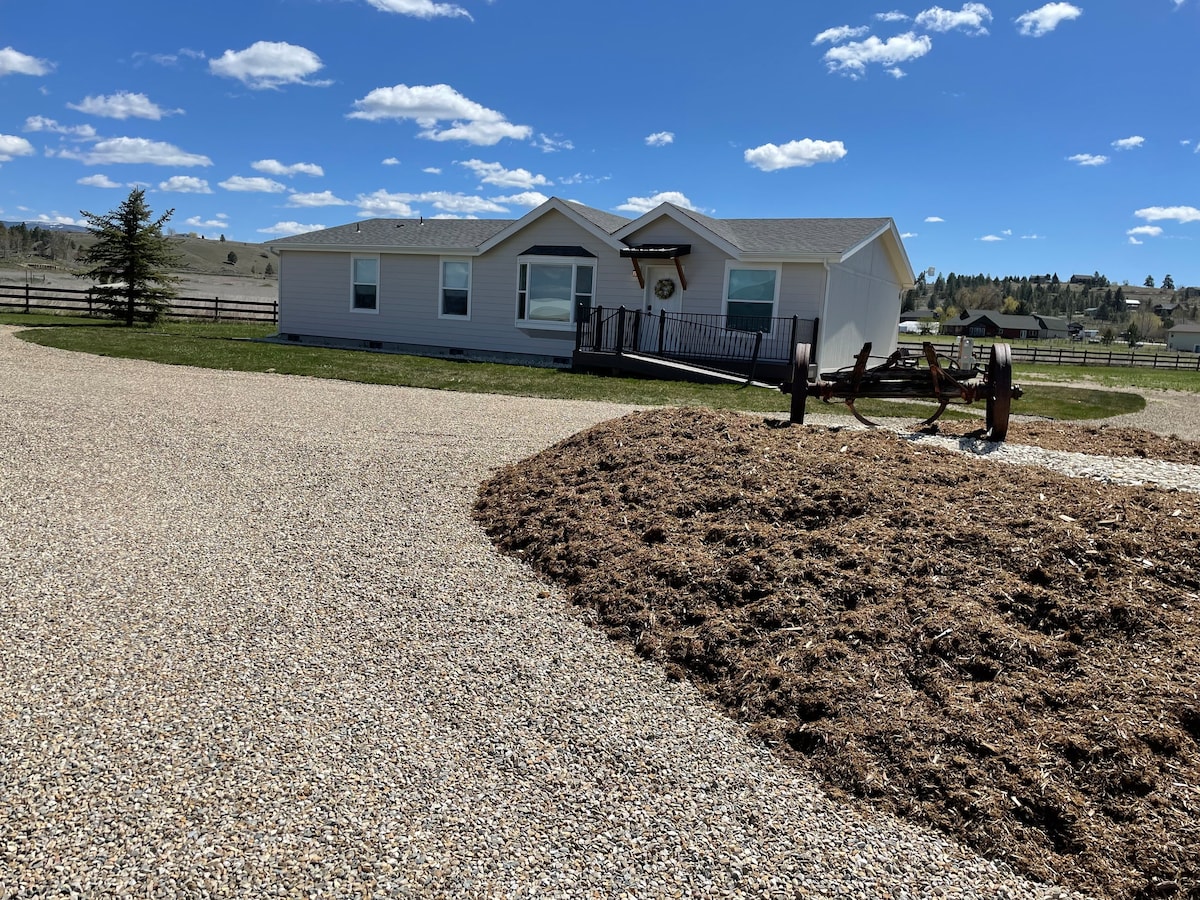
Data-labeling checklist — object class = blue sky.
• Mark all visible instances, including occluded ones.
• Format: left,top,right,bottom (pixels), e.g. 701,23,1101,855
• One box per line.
2,0,1197,286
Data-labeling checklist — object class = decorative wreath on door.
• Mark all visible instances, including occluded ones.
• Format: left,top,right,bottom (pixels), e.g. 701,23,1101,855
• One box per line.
653,278,676,300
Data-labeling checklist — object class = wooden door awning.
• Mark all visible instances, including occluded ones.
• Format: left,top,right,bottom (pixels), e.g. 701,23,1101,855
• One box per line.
619,244,691,290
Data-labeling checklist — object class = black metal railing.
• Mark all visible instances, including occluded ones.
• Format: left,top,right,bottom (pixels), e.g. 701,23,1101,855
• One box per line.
576,306,816,373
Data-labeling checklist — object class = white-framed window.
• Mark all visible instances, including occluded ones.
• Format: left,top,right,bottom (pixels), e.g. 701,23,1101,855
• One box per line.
516,256,595,328
352,255,379,312
723,263,780,333
440,258,471,319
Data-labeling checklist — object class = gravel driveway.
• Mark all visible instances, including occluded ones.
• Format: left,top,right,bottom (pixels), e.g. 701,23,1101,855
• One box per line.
1,327,1082,899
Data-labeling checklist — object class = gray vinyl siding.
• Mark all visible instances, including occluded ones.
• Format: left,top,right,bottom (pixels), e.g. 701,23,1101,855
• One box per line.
821,237,902,371
278,209,637,358
621,218,728,316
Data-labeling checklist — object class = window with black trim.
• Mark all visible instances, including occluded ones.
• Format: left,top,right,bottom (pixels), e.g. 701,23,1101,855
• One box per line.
724,264,779,333
440,259,470,318
516,256,594,327
352,256,378,311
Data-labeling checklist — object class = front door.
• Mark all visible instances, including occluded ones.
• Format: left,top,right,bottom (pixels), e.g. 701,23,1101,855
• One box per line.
641,265,683,353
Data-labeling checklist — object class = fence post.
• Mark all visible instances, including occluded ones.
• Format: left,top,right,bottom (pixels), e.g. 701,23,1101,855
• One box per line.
24,284,30,314
615,306,626,357
214,296,221,323
272,300,279,323
658,309,666,356
592,306,603,352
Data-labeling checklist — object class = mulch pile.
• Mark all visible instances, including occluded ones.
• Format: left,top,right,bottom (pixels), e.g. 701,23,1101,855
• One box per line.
475,408,1200,900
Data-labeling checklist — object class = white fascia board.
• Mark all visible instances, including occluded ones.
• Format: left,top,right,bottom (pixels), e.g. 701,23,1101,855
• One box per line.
475,197,624,254
614,203,743,259
838,220,916,287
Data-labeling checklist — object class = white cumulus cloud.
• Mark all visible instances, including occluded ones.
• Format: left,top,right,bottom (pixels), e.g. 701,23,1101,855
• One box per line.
491,191,549,207
209,41,326,89
287,191,350,207
925,215,945,222
1127,225,1164,237
823,32,932,77
1068,153,1108,166
78,174,123,188
73,137,211,166
354,189,508,217
159,176,212,193
0,46,51,76
914,3,993,35
24,116,96,138
645,131,674,147
0,135,36,162
364,0,472,19
219,176,288,192
1111,135,1145,151
252,159,324,177
744,138,847,171
348,83,531,146
614,191,701,214
980,234,1003,241
876,10,910,21
812,25,870,45
1016,2,1082,37
1134,205,1200,223
259,221,324,236
382,157,401,166
458,159,549,189
68,91,180,120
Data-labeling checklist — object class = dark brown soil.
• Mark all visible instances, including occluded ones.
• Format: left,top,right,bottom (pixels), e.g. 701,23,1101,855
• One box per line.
475,408,1200,900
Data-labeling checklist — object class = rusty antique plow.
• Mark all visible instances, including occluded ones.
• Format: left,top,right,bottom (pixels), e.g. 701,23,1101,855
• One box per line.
783,340,1022,441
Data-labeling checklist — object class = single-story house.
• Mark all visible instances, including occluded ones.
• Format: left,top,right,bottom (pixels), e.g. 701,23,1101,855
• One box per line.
941,310,1047,340
1154,301,1182,317
269,197,914,376
1167,322,1200,353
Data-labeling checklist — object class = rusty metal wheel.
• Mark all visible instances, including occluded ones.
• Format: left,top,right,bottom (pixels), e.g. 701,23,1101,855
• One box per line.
789,342,810,425
985,343,1013,441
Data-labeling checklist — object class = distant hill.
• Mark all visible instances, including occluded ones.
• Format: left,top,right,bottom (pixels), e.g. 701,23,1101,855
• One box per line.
2,220,89,234
0,229,279,280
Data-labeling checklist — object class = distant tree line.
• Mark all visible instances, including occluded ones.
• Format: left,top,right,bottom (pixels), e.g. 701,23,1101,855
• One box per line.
0,222,80,263
905,269,1197,333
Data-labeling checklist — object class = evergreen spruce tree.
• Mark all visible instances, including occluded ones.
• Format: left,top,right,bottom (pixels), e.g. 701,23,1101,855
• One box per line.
79,188,181,326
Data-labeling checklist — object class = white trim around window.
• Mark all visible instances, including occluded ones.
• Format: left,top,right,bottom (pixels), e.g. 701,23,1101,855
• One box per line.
515,255,595,330
439,258,471,320
351,254,379,314
723,261,781,333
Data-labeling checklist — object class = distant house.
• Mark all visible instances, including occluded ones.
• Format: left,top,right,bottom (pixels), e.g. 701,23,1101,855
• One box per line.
1167,322,1200,353
1154,301,1182,317
941,310,1052,340
268,196,915,376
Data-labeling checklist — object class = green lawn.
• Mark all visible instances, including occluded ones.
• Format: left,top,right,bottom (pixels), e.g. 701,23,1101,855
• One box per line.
5,316,1148,421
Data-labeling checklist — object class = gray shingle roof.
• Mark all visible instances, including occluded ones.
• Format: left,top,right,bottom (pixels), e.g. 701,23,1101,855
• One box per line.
270,198,895,258
671,207,892,254
270,217,515,250
564,201,631,234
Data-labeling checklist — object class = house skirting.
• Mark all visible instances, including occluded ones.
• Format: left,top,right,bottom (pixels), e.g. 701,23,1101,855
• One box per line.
260,333,574,369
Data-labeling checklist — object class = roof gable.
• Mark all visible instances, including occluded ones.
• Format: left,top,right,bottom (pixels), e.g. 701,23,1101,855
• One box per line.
614,202,914,284
476,197,629,254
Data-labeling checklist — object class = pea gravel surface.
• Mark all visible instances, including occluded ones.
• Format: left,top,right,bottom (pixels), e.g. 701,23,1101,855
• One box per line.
0,326,1081,899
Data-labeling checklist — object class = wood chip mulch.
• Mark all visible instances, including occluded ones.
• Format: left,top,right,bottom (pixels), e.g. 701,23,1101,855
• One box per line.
476,408,1200,900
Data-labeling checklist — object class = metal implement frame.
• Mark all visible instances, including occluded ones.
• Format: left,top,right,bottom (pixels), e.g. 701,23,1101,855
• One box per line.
785,340,1021,441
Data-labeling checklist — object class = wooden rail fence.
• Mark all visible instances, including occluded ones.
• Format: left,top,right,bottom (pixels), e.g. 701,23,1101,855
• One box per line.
0,283,277,322
906,340,1200,371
